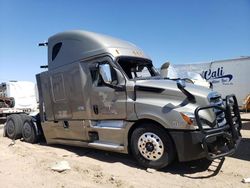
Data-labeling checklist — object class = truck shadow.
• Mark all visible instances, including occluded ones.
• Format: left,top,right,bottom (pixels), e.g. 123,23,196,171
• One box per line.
228,120,250,161
44,144,139,168
163,158,224,179
230,137,250,161
41,143,224,178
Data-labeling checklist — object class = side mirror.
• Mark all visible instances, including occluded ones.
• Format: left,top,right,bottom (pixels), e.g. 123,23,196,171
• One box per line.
99,64,112,84
98,63,125,91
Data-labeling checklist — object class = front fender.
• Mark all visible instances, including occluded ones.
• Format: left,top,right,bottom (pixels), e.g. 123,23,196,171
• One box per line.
136,103,194,130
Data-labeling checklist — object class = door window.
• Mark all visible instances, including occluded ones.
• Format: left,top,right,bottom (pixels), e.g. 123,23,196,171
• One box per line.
90,62,118,86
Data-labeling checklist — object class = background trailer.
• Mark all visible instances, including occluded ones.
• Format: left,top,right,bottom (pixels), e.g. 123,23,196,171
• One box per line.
174,57,250,109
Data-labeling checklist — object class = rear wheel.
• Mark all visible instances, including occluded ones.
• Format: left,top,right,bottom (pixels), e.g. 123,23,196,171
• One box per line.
130,123,175,169
5,114,23,139
19,114,32,122
22,119,38,144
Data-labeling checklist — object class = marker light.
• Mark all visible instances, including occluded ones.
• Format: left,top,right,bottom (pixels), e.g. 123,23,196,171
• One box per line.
180,112,193,125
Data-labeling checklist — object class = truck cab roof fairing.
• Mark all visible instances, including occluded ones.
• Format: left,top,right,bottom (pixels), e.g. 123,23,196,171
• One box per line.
48,30,150,70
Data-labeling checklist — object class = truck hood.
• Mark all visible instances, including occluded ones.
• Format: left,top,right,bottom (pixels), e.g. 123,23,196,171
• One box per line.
135,79,212,100
134,79,216,129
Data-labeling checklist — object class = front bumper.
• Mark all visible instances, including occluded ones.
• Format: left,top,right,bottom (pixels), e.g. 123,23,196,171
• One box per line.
195,94,242,160
170,95,242,162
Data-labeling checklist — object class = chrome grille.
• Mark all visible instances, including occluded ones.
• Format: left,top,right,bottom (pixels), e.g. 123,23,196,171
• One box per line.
208,92,226,127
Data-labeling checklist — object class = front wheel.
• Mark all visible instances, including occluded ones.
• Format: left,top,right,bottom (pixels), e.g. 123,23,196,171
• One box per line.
130,124,175,169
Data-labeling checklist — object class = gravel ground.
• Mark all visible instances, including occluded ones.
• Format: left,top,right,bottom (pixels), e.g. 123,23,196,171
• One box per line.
0,113,249,188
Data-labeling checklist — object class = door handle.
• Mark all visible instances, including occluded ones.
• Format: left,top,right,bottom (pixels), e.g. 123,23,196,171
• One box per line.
63,121,69,129
93,105,99,115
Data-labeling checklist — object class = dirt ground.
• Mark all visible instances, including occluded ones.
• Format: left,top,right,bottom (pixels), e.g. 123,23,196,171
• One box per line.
0,114,250,188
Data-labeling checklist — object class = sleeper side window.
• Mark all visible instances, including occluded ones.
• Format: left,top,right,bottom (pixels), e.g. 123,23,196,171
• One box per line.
52,42,62,61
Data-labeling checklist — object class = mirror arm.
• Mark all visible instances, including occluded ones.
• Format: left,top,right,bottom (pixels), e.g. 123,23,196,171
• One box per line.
103,82,125,91
177,82,196,103
114,85,126,91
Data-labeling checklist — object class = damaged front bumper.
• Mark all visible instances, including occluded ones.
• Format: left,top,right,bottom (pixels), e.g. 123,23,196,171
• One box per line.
194,94,242,160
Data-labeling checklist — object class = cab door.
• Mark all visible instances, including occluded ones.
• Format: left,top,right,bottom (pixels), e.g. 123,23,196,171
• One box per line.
88,57,127,120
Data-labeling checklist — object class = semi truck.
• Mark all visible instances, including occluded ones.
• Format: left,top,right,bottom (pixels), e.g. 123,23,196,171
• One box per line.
4,30,242,169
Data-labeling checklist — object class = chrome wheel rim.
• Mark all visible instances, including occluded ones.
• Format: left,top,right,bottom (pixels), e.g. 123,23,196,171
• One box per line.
137,132,164,161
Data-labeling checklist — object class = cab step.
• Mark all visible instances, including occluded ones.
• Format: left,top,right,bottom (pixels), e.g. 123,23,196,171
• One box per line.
88,141,124,151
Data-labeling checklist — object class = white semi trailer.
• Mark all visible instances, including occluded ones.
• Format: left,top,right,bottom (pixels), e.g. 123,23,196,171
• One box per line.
0,81,38,120
173,57,250,109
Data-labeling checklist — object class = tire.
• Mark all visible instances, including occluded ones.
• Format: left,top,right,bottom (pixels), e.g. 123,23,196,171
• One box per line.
19,114,32,123
130,123,175,169
5,114,23,139
22,119,38,144
9,97,15,108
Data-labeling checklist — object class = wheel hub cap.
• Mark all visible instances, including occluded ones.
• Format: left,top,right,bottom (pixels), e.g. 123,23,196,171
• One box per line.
138,132,164,161
23,122,32,138
7,121,15,135
146,142,154,152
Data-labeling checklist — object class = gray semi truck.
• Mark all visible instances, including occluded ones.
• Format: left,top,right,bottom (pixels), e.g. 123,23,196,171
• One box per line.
4,30,242,169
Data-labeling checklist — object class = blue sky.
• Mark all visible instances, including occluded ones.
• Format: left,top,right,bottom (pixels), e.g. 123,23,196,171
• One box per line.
0,0,249,82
